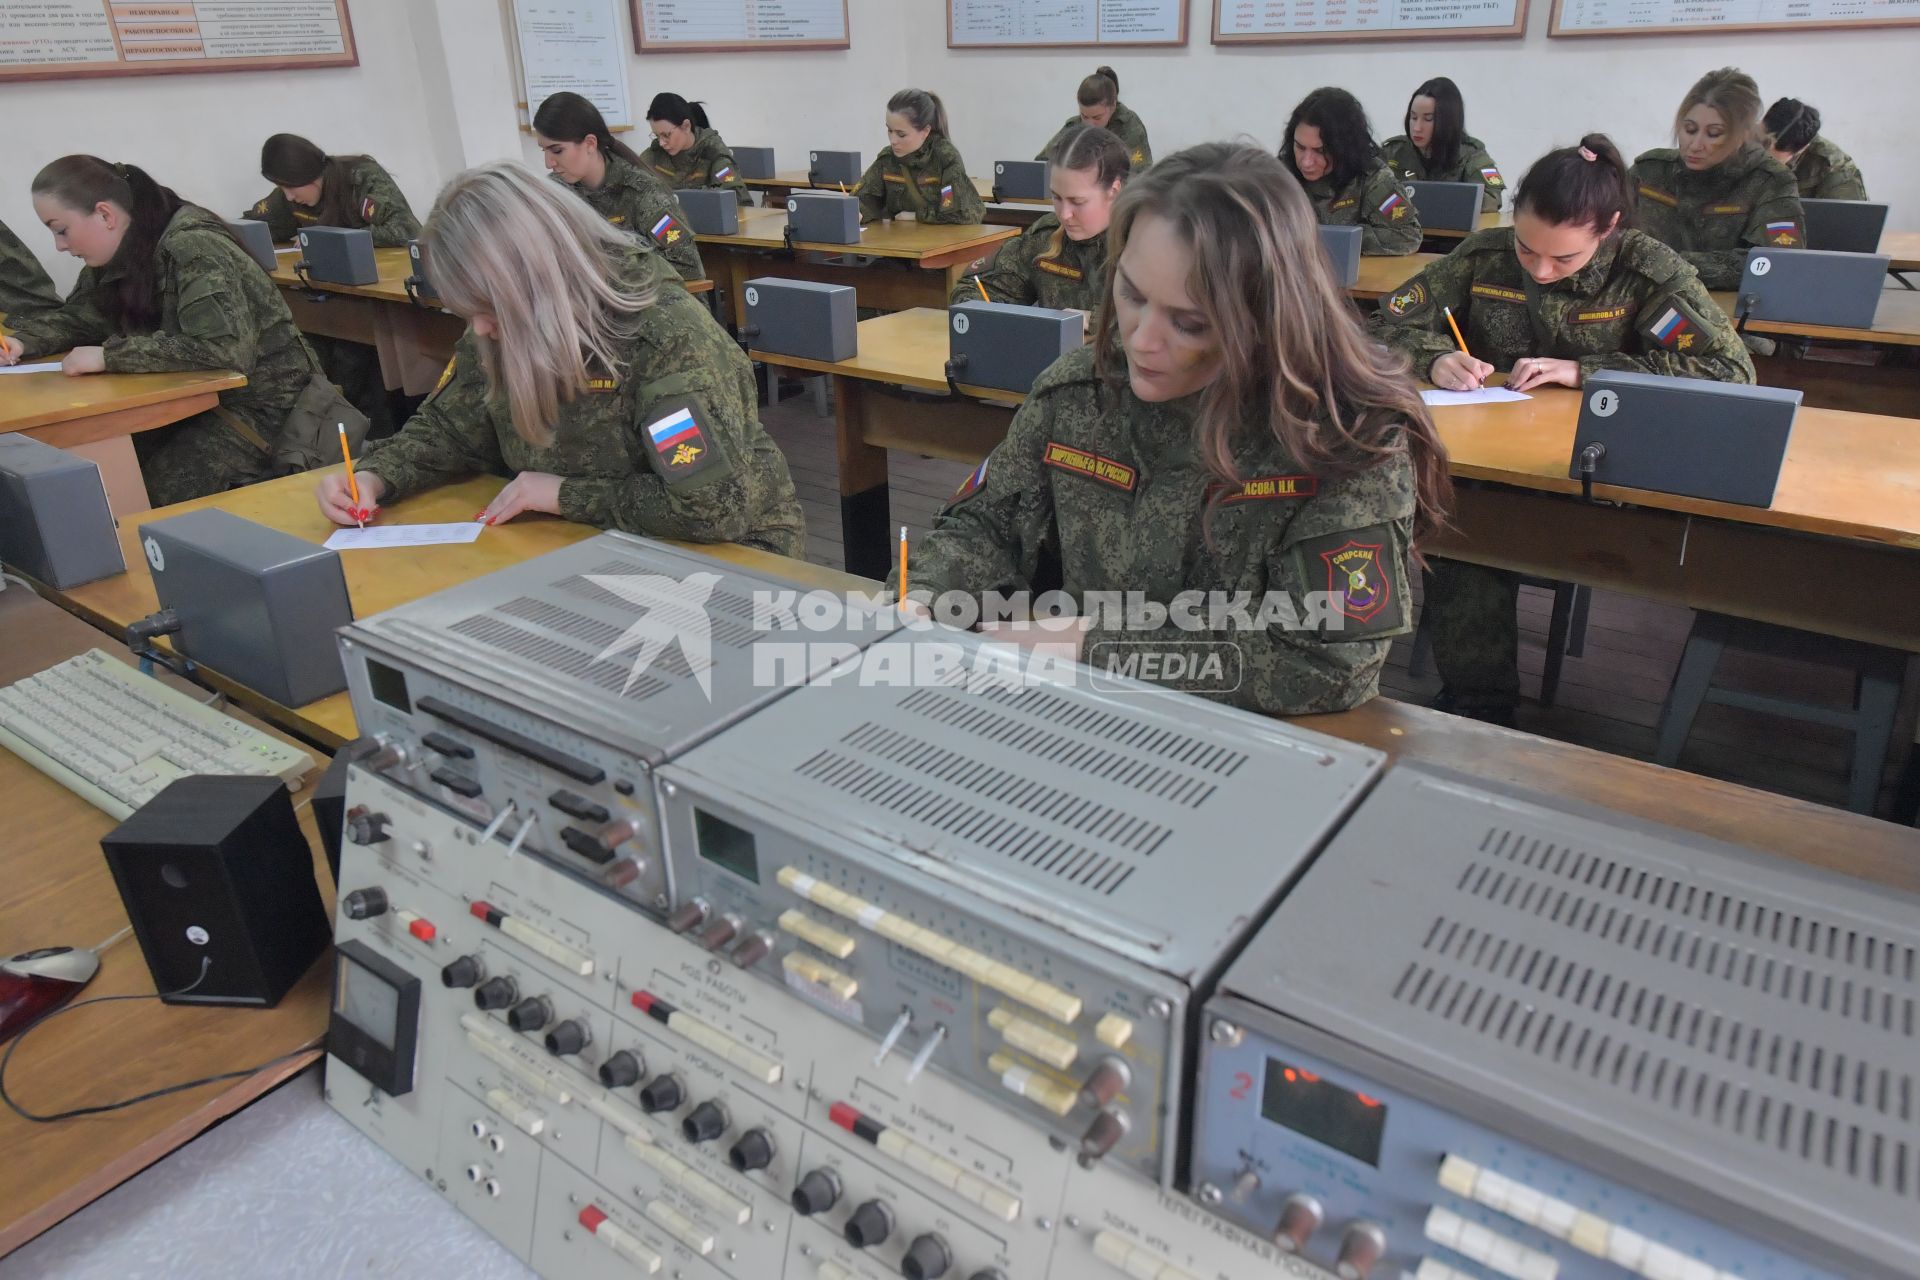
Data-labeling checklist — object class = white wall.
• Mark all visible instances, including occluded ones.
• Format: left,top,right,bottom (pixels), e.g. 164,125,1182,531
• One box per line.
905,20,1914,217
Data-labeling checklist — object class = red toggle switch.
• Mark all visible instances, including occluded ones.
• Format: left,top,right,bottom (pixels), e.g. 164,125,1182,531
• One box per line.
408,917,437,942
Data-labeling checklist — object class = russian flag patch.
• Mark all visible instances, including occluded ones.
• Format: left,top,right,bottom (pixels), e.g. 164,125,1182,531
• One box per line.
650,213,674,238
1379,190,1407,220
1648,306,1693,349
940,183,955,209
715,165,733,181
951,456,989,502
1765,219,1799,246
1481,166,1503,187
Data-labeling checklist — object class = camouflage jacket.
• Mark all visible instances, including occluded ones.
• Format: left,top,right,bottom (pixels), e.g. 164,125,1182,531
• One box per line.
893,345,1419,716
1381,132,1504,211
359,247,804,556
640,128,750,205
0,218,59,319
556,153,705,282
856,136,986,225
1037,101,1152,172
949,213,1106,313
1790,135,1868,201
12,205,317,442
243,155,421,247
1301,160,1422,256
1629,145,1804,290
1372,228,1753,385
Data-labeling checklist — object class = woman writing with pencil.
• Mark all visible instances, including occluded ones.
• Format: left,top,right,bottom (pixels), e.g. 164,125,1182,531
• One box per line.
1372,134,1751,725
314,162,803,554
856,89,986,225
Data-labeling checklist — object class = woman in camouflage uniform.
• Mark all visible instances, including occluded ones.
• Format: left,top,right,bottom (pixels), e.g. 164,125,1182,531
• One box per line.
2,157,319,506
534,91,705,282
1381,77,1505,211
1036,67,1152,174
640,95,750,206
244,133,421,247
315,163,803,556
1374,136,1755,726
1280,88,1422,256
951,125,1127,315
894,144,1453,718
856,89,986,226
1763,98,1868,201
0,218,59,318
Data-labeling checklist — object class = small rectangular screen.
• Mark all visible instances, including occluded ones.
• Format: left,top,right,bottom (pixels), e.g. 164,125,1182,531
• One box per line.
335,954,400,1049
696,808,760,884
366,658,411,713
1260,1057,1387,1167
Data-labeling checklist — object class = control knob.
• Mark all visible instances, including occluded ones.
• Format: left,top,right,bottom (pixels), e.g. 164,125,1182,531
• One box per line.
638,1074,684,1114
901,1233,952,1279
472,976,517,1011
344,808,391,844
598,1049,643,1089
681,1100,729,1144
1275,1194,1324,1252
342,887,388,920
507,995,552,1033
544,1018,590,1057
728,1128,776,1173
440,954,484,989
791,1168,842,1216
843,1199,893,1250
1336,1222,1387,1279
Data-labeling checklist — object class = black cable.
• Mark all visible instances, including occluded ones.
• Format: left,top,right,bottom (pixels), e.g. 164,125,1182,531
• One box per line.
0,958,316,1123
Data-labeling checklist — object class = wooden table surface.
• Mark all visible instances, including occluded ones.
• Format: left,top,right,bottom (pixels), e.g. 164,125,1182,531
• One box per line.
748,169,999,200
0,586,333,1255
695,210,1016,263
268,246,713,302
1880,229,1920,271
0,367,245,443
1354,253,1441,300
1421,209,1506,240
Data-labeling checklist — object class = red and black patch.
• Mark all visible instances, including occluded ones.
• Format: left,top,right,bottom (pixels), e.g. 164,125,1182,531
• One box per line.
1043,442,1135,492
1322,539,1392,624
1384,281,1428,318
1293,524,1409,641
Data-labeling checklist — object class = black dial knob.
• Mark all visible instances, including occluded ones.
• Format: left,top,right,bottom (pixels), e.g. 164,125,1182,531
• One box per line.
472,976,517,1011
342,887,388,920
345,810,390,844
902,1234,952,1280
598,1049,643,1089
728,1127,776,1173
507,996,552,1033
440,954,484,989
544,1018,590,1056
681,1100,729,1144
790,1168,841,1216
638,1073,684,1114
843,1199,893,1250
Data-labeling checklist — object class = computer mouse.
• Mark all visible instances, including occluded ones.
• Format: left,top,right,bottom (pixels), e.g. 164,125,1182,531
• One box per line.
0,946,102,1044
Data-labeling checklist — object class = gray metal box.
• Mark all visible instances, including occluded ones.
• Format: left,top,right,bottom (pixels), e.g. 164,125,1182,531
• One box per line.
785,192,861,244
1195,765,1920,1280
1738,246,1888,330
225,218,278,273
138,509,352,707
807,149,864,187
744,277,856,363
675,188,739,236
1802,198,1888,254
1407,179,1482,230
992,159,1049,201
295,225,377,286
0,435,124,589
733,146,776,180
948,300,1083,394
1570,369,1800,507
1318,225,1361,287
403,238,437,302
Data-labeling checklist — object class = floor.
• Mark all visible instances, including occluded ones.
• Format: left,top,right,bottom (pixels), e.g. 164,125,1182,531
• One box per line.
760,379,1920,821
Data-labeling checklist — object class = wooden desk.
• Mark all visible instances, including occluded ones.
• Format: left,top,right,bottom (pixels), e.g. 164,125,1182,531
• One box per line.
0,586,332,1255
37,471,856,750
1421,209,1506,241
0,366,246,515
1709,282,1920,346
1880,230,1920,273
1354,253,1441,301
697,213,1016,327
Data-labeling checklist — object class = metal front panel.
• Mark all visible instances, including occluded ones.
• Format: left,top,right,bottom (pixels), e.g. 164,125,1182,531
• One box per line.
1197,765,1920,1279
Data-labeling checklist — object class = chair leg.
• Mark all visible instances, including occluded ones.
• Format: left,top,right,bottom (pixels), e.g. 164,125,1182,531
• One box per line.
1656,620,1726,768
1846,657,1904,815
1540,583,1575,708
1565,585,1591,658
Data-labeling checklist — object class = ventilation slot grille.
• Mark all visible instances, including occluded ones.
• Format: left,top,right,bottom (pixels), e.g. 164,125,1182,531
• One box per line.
1478,825,1919,985
548,573,760,649
1391,947,1920,1201
449,614,669,701
793,743,1143,896
894,687,1220,809
929,667,1249,777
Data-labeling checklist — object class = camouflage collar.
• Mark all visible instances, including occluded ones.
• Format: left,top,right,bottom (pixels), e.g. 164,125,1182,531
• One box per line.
1551,232,1623,296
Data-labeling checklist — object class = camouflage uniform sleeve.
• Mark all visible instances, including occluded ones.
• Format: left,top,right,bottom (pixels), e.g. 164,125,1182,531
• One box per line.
1813,156,1868,201
1585,270,1754,384
889,386,1062,601
928,147,987,225
1081,457,1417,716
8,270,114,357
350,161,422,247
1358,167,1422,256
1463,140,1505,211
951,223,1040,306
0,220,60,317
705,138,750,205
1035,119,1072,163
856,153,889,224
637,187,706,281
1692,169,1803,291
1368,250,1472,379
242,188,298,242
356,337,506,502
100,236,263,375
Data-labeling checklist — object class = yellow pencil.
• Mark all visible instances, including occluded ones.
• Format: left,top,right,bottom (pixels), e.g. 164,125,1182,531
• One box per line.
337,422,364,529
897,526,908,608
1443,306,1472,359
975,275,990,303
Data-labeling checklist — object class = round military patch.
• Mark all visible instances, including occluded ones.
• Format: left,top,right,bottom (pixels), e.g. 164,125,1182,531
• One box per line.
1385,281,1427,318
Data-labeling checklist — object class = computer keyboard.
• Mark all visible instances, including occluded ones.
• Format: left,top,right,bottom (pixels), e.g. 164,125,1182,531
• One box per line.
0,648,315,820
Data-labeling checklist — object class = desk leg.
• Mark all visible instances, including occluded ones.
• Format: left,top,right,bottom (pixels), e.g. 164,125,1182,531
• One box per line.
835,377,893,580
724,251,752,331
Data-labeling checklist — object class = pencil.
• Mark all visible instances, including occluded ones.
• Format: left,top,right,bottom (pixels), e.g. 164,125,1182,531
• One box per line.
897,526,908,608
338,422,364,529
1443,306,1471,359
975,275,989,302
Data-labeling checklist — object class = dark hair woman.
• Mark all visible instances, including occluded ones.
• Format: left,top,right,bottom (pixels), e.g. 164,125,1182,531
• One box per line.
1380,76,1505,211
534,91,705,281
1280,87,1422,255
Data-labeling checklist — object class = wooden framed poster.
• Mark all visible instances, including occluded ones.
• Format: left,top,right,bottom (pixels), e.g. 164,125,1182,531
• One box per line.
1213,0,1528,43
1551,0,1920,37
948,0,1190,48
632,0,849,52
0,0,358,83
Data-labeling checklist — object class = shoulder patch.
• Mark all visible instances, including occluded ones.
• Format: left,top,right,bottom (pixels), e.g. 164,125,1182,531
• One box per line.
649,212,687,246
1641,297,1709,351
1043,442,1135,492
1764,219,1801,247
642,398,725,485
1469,283,1526,304
1636,185,1677,208
1130,148,1145,165
1210,475,1319,504
714,165,733,182
361,196,376,223
1378,190,1408,220
1481,166,1503,187
1384,281,1428,318
950,456,990,504
939,184,955,211
1295,524,1409,640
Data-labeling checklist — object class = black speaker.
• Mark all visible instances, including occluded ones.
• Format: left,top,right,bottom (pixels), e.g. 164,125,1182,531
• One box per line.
312,740,367,892
101,775,330,1008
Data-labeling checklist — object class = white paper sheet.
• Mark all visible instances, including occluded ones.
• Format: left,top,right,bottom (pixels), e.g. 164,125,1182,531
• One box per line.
324,522,485,550
0,362,65,375
1420,386,1533,407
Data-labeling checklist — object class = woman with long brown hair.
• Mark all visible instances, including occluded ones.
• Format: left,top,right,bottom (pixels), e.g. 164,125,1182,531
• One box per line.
243,132,420,246
534,91,705,282
895,143,1450,716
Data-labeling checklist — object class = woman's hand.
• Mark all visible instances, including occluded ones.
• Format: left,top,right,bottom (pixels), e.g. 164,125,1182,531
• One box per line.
0,337,22,366
1431,351,1495,390
477,472,563,525
61,346,106,376
315,470,386,526
1506,357,1581,391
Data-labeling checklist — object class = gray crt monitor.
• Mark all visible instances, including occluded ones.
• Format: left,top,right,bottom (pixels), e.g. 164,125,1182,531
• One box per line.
1737,246,1888,330
1406,180,1481,233
744,277,856,363
675,188,739,236
0,435,124,589
295,226,378,287
1801,198,1888,254
948,301,1083,395
1569,369,1800,507
785,192,861,245
1317,225,1361,287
